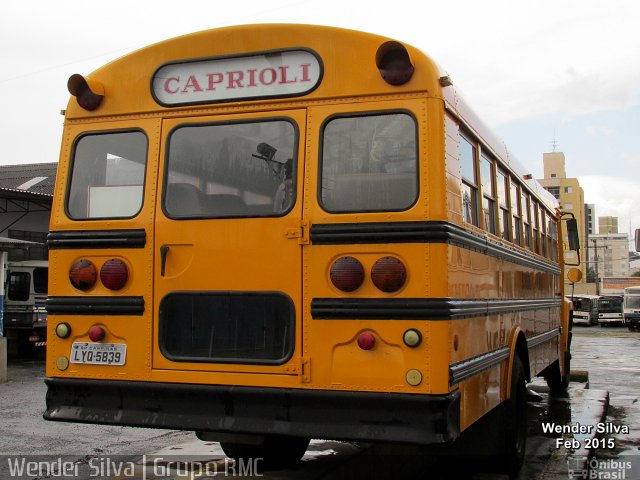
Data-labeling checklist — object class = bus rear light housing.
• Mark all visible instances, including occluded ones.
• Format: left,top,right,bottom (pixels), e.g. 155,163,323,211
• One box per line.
371,256,407,293
100,258,129,290
69,259,97,291
330,256,365,292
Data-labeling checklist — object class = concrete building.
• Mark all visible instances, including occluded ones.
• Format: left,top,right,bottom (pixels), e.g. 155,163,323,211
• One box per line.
598,216,619,234
585,204,596,235
589,232,630,280
538,152,587,284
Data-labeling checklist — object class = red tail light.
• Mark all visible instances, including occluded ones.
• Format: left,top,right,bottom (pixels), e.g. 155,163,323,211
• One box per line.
88,325,105,342
357,332,376,350
69,259,97,291
100,258,129,290
330,256,365,292
371,256,407,292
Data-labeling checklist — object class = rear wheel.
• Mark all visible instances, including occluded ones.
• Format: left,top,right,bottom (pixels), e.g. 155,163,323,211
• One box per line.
220,435,310,469
545,351,571,395
495,356,527,479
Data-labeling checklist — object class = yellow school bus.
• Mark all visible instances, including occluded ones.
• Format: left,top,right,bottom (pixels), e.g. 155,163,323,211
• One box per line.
45,24,579,476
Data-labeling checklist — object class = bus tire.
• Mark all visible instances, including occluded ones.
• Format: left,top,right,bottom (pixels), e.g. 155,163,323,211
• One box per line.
220,435,309,469
496,356,527,479
545,351,570,395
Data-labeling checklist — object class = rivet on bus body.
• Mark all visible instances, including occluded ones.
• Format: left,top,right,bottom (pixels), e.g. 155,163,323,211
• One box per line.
56,356,70,371
406,369,422,386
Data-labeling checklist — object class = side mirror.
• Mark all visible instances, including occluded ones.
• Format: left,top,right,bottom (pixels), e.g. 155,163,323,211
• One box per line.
566,218,580,251
635,229,639,252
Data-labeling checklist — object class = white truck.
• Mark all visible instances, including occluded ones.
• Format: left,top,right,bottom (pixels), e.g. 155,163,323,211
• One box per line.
3,260,48,355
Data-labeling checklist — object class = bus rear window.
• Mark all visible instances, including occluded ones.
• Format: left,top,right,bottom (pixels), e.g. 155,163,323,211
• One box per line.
67,131,147,220
320,112,418,212
164,120,297,218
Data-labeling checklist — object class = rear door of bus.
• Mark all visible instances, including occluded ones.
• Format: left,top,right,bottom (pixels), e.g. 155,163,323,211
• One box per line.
153,110,306,378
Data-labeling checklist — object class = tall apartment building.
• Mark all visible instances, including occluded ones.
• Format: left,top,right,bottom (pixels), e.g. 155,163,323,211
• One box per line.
599,216,618,234
585,204,596,235
538,152,587,283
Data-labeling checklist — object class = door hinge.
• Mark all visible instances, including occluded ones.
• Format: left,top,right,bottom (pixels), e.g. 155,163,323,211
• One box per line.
285,222,310,244
300,356,311,383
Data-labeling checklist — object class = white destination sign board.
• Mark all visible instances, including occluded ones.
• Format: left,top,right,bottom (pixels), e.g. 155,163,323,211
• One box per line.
152,49,322,106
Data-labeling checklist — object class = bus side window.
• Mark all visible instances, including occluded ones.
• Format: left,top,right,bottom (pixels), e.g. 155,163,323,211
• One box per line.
460,135,479,227
480,154,497,235
497,170,510,241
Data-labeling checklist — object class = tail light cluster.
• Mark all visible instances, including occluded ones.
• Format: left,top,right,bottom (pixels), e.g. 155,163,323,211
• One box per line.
69,258,129,291
330,255,406,293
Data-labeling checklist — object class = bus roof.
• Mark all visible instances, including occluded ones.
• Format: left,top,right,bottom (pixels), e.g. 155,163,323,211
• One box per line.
65,24,441,119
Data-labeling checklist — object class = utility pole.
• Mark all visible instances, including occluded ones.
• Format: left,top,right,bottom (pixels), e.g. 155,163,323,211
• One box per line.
591,239,608,295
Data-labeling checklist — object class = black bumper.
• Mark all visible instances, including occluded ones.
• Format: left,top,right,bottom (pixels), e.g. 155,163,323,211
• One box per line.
44,378,460,445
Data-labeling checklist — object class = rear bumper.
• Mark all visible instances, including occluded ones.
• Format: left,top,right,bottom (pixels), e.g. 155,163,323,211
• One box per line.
598,315,623,324
44,378,460,446
572,315,591,325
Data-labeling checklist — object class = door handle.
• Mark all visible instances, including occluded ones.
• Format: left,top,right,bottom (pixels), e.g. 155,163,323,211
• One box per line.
160,245,170,277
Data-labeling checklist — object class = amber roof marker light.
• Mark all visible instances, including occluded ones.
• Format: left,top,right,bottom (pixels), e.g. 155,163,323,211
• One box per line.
68,74,104,111
376,41,414,86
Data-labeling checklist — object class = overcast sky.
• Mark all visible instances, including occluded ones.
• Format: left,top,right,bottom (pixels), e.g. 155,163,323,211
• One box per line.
2,0,639,238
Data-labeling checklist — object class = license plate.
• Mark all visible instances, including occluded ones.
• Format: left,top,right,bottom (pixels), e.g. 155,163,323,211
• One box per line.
70,342,127,366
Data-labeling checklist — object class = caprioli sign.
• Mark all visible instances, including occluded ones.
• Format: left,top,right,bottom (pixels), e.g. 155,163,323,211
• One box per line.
152,49,322,106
